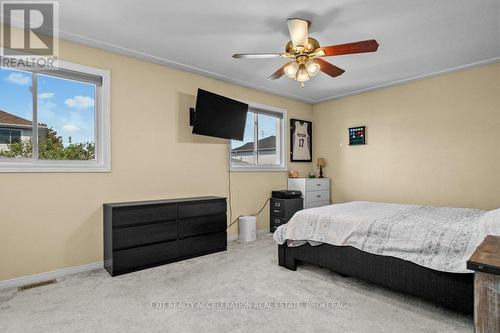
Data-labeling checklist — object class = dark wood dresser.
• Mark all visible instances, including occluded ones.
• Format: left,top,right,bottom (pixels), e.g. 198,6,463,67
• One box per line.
104,196,227,276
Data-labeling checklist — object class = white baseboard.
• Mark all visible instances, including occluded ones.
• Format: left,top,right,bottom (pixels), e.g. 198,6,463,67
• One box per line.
0,261,103,290
257,228,271,236
2,230,272,290
227,234,239,242
227,228,270,242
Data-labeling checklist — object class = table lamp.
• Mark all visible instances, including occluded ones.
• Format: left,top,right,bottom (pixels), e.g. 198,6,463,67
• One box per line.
317,158,326,178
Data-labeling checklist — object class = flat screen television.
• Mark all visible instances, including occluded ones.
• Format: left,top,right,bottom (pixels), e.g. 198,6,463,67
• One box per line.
192,89,248,140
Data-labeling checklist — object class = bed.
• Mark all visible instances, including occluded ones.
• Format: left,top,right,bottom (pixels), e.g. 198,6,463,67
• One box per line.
273,201,500,314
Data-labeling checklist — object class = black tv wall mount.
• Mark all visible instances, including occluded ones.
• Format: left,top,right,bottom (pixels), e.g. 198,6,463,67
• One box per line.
189,108,195,126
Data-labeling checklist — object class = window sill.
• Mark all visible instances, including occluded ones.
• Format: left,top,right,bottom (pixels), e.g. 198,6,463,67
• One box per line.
229,166,288,172
0,160,111,173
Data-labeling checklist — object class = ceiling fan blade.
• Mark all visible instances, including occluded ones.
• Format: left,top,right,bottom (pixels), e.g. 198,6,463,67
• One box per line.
320,39,379,57
287,18,309,48
315,58,345,78
267,63,290,80
232,53,285,59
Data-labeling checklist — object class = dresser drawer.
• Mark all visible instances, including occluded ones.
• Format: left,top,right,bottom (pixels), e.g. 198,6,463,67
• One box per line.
306,179,330,192
306,190,330,203
112,204,177,228
178,200,226,219
305,201,330,209
179,214,226,238
113,220,177,250
113,240,181,273
178,232,227,258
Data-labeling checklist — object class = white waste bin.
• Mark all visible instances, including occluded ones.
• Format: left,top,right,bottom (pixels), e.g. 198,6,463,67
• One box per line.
239,216,256,242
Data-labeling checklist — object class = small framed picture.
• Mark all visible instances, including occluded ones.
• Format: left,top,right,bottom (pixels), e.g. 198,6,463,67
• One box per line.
290,119,312,162
349,126,366,145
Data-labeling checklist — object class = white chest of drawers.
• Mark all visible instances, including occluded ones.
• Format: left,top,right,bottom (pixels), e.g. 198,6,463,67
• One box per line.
287,178,330,209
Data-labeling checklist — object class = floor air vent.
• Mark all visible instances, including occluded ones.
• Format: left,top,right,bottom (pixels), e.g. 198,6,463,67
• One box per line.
17,279,57,291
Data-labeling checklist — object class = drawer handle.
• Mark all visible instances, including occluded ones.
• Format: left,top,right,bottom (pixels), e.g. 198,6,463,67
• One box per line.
273,210,280,213
317,195,321,198
316,183,321,186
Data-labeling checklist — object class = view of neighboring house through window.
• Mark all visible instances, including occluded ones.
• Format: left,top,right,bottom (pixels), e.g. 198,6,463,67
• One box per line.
230,106,285,170
0,67,96,161
231,112,256,166
257,113,281,166
0,128,21,143
0,68,33,157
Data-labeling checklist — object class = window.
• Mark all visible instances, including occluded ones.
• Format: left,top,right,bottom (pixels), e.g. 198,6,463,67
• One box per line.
0,59,110,172
0,129,21,144
230,103,286,171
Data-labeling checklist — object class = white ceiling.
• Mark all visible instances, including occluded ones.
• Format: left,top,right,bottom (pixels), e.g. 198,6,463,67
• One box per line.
20,1,500,103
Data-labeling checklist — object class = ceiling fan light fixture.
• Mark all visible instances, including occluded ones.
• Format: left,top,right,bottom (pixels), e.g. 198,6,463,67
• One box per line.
296,64,310,82
233,18,379,88
285,62,299,78
306,60,320,77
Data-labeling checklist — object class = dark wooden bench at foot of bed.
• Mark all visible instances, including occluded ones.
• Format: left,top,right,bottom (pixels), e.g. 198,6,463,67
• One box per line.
278,243,473,314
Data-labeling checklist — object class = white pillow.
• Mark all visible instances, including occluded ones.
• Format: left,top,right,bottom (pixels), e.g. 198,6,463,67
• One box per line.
479,208,500,236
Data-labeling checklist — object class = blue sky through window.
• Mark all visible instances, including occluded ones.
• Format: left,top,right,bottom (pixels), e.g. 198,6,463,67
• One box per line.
257,113,277,141
0,68,32,121
231,111,278,148
0,67,95,146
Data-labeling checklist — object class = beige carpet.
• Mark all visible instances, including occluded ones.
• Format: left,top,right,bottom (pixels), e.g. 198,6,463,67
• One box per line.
0,234,472,333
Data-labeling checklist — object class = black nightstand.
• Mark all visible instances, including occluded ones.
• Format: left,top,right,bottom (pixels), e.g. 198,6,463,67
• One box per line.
270,197,303,232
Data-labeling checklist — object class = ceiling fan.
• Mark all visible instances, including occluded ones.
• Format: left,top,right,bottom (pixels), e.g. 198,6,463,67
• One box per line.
232,18,379,87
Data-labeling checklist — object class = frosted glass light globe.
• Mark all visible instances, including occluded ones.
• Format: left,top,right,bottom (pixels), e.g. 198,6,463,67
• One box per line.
285,62,299,78
306,60,320,77
296,66,310,82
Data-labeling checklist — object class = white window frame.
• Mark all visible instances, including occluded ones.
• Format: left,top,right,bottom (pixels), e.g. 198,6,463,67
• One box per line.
229,101,287,172
0,57,111,173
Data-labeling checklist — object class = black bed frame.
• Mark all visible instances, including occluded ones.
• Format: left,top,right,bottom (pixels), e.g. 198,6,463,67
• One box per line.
278,243,473,314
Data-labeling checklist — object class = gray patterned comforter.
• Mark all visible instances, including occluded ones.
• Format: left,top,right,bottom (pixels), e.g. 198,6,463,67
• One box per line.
273,201,500,273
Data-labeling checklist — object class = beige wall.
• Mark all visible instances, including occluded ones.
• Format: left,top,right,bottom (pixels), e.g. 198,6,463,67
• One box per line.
2,26,498,282
0,37,313,280
313,63,500,210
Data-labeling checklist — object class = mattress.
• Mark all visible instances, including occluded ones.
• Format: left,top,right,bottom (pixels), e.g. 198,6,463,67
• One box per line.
273,201,500,273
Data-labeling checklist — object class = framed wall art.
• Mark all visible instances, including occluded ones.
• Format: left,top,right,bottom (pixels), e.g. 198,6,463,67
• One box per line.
349,126,366,145
290,119,312,162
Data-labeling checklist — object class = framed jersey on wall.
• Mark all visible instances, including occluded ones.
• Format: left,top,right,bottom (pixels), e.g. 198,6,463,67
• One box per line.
290,119,312,162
